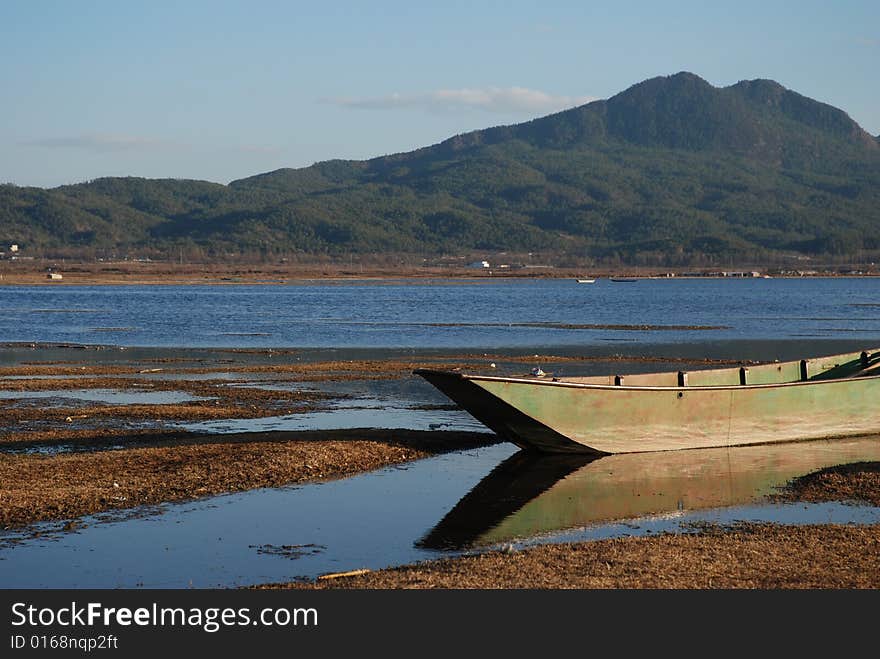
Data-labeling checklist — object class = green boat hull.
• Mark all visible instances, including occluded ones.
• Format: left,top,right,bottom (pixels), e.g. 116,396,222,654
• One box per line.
416,348,880,454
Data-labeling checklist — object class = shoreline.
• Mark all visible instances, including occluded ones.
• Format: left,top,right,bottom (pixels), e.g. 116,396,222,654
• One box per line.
3,342,880,589
262,521,880,589
261,459,880,589
0,346,503,528
1,259,877,286
0,429,497,529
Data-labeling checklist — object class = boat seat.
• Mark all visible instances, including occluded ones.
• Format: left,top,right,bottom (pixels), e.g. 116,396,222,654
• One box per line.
846,351,880,378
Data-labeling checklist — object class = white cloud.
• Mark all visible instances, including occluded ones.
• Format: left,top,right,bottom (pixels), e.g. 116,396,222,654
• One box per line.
326,87,597,115
20,133,177,152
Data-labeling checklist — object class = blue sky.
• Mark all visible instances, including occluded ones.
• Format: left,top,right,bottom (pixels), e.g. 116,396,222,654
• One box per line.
3,0,878,188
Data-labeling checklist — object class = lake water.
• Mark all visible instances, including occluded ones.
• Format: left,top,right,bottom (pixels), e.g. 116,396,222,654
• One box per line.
1,277,878,349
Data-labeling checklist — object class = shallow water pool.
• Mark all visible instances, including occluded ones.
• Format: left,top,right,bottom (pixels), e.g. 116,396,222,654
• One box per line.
1,436,879,588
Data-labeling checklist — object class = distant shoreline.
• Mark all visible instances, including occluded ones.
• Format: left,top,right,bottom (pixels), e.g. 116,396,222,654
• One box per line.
0,259,876,285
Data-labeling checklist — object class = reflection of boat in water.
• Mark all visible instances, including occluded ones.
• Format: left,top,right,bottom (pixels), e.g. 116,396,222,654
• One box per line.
415,348,880,454
417,436,880,550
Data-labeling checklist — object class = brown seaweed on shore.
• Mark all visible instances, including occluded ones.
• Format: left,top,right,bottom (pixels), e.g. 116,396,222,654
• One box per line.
259,522,880,589
0,429,498,529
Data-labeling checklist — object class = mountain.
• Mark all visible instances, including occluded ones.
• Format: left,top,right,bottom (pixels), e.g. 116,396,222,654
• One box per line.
3,72,879,264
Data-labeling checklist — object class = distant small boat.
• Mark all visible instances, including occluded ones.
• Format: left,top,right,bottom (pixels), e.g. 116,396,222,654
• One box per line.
415,347,880,455
575,278,596,284
610,277,638,283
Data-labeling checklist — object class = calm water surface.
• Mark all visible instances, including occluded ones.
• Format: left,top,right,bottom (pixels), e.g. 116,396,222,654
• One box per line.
1,278,878,348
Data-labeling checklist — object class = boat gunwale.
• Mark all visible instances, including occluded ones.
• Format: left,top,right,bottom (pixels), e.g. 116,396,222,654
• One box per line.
414,363,880,393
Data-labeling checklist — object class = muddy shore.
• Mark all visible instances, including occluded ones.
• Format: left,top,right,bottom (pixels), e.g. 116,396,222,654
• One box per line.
0,346,506,528
2,343,879,589
261,460,880,589
0,428,494,528
263,522,880,589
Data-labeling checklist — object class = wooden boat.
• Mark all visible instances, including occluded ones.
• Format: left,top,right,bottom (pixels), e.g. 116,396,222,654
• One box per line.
414,348,880,454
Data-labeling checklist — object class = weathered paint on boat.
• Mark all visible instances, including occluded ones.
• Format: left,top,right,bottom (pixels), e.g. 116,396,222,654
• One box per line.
415,348,880,454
